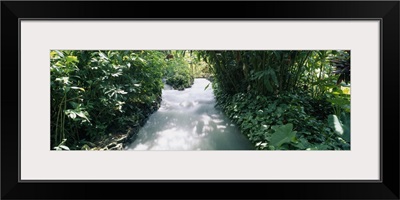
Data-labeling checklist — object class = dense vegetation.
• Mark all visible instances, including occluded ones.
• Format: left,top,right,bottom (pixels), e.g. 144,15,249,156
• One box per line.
50,50,196,150
51,50,350,150
198,50,350,150
164,51,194,90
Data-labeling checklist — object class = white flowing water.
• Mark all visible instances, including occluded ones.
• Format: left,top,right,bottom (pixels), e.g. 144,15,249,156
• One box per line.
128,78,254,150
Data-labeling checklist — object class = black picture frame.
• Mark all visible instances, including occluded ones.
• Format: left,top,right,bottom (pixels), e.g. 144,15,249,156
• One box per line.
1,1,399,199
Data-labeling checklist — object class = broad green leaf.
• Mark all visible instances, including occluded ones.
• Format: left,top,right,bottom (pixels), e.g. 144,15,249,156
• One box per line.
340,113,351,143
293,138,310,149
270,123,297,148
328,114,344,135
66,56,78,63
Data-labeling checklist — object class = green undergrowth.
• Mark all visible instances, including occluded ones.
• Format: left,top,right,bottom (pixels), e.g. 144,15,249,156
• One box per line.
166,72,194,90
214,87,350,150
164,55,194,90
50,50,165,149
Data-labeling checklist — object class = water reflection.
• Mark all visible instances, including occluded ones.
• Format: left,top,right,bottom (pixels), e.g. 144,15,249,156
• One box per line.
128,78,254,150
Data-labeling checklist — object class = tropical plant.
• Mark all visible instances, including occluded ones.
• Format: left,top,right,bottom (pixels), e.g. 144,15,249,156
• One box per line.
163,50,194,90
204,50,351,150
50,50,166,149
51,50,351,151
330,50,350,85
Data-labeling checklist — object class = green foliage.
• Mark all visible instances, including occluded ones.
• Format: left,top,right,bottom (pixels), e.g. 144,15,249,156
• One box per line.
330,50,350,85
199,50,349,98
200,50,351,150
327,86,350,116
51,50,351,151
166,74,194,90
192,59,211,78
50,50,165,149
214,87,350,150
164,51,194,90
269,124,297,149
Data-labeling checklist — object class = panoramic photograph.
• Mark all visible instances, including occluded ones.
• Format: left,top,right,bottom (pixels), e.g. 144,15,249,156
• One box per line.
50,50,350,151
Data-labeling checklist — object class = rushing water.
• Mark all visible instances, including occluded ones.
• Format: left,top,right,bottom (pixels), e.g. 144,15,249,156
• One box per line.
128,78,254,150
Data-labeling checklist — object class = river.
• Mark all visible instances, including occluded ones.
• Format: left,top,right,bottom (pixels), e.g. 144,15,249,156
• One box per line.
127,78,254,150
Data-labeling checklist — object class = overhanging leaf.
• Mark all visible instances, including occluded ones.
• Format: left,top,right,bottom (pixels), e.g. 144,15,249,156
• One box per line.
204,83,210,90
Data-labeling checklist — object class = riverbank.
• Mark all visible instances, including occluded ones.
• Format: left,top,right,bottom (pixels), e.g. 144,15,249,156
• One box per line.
84,79,198,151
213,88,350,150
82,97,162,150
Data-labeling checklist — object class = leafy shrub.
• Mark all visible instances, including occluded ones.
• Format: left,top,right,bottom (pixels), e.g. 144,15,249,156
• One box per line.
164,54,194,90
166,72,194,90
50,50,165,149
214,86,350,150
